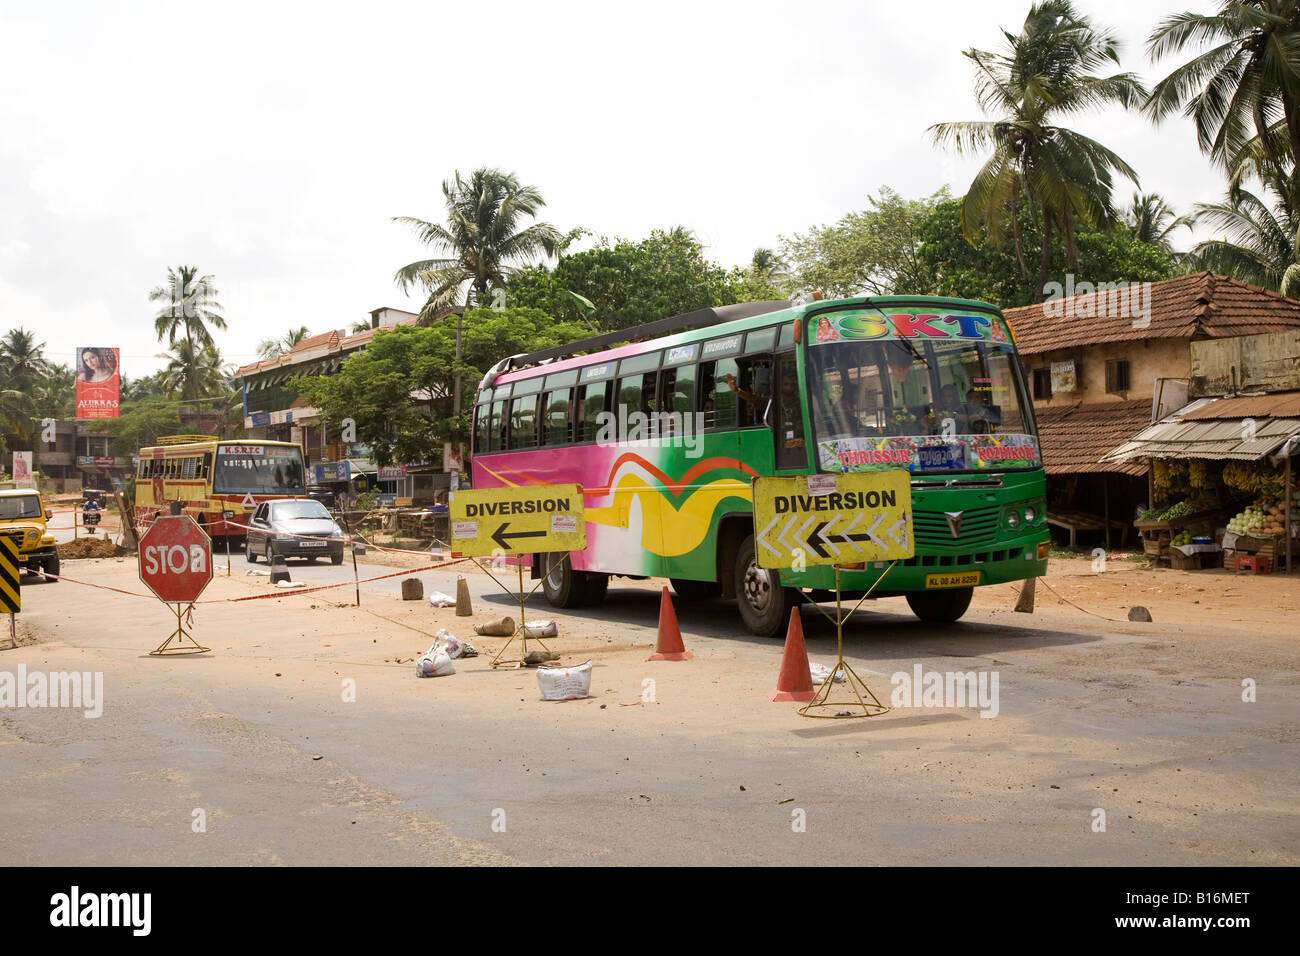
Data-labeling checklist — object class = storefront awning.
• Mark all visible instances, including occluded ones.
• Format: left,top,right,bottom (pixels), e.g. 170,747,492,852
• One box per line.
1102,391,1300,463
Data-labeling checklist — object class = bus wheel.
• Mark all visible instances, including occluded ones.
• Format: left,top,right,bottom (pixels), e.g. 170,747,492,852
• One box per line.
541,552,586,609
583,573,609,606
671,578,721,602
905,587,974,623
734,534,794,637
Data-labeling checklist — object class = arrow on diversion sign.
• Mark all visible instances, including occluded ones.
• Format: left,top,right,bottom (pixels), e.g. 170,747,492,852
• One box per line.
491,523,547,551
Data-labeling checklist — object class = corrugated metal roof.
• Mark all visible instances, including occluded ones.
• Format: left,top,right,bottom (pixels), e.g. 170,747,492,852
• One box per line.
1102,413,1300,462
1177,390,1300,420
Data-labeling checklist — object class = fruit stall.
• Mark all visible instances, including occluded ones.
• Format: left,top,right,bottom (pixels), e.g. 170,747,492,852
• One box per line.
1132,459,1296,571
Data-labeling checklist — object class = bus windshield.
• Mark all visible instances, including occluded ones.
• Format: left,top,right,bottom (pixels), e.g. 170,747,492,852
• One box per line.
806,311,1038,474
213,445,306,495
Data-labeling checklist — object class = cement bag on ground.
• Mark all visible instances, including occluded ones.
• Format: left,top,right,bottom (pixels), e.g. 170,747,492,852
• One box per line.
523,619,558,638
809,663,846,685
537,660,592,701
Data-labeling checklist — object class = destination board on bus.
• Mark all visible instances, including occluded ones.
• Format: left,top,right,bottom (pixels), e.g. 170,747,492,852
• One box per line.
450,484,585,557
752,471,913,568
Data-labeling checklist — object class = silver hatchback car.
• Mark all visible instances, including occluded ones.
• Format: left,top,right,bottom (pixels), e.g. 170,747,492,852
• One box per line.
246,498,346,565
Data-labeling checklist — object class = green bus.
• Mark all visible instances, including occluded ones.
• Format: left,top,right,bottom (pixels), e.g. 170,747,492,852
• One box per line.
471,296,1049,636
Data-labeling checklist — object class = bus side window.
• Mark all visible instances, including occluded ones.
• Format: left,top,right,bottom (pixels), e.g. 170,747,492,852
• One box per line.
659,365,695,417
544,388,572,445
742,358,773,427
509,394,538,449
474,403,489,454
580,381,610,442
488,401,505,452
701,359,741,429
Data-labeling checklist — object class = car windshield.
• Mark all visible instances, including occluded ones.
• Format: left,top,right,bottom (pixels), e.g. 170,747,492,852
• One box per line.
270,501,332,521
0,496,42,520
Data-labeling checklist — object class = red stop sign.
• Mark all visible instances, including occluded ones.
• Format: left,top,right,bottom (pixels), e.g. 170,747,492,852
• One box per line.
138,514,214,604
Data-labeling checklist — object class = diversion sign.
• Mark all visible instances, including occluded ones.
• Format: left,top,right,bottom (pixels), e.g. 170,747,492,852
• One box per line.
752,472,913,568
449,484,585,557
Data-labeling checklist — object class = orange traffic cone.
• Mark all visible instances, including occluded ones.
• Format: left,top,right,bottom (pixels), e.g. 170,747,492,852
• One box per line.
649,586,693,661
770,608,816,701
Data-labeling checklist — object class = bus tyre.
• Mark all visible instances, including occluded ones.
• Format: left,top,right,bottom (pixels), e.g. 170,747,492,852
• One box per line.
671,578,722,602
541,552,586,609
734,534,795,638
905,587,974,624
583,572,609,606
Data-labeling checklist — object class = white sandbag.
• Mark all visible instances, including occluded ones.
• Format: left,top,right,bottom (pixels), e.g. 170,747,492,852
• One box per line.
416,645,455,677
428,591,456,607
537,660,592,701
523,619,558,638
809,663,846,685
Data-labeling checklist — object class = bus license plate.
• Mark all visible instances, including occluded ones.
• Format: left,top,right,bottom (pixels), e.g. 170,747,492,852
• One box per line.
925,571,980,588
917,444,965,470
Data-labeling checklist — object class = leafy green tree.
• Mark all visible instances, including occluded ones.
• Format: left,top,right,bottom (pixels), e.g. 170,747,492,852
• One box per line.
257,326,311,359
157,340,234,426
1,328,52,388
1146,1,1300,189
779,188,948,298
507,229,737,331
86,399,182,452
918,196,1175,307
290,307,589,466
930,0,1146,299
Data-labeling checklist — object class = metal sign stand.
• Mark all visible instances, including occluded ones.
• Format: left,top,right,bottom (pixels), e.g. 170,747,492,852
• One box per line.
475,554,564,668
150,603,211,656
780,561,898,719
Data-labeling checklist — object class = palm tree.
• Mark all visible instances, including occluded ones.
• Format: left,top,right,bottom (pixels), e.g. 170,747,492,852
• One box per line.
158,340,232,426
1125,192,1193,251
150,265,226,350
1,328,51,389
929,0,1146,300
150,266,227,430
256,326,311,359
1191,169,1300,293
1146,2,1300,188
394,168,568,423
751,247,789,277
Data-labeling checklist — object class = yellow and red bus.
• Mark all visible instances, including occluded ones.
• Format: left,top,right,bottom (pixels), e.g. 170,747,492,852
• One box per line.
135,436,308,548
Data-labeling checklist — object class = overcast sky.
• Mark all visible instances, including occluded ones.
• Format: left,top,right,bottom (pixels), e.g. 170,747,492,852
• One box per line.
1,0,1225,379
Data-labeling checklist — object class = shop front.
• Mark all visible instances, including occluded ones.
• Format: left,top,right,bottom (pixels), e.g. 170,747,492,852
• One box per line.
1103,392,1300,573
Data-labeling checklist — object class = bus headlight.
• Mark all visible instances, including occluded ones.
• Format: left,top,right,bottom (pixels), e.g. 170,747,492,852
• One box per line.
1023,506,1036,523
1005,510,1020,529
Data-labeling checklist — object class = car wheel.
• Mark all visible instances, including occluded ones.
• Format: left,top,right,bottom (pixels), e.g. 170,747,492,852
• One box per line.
266,541,274,564
734,533,796,637
541,552,586,608
331,551,344,566
905,587,973,623
44,555,60,583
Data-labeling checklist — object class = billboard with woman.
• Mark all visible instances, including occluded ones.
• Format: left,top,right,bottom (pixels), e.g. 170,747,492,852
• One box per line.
75,347,120,419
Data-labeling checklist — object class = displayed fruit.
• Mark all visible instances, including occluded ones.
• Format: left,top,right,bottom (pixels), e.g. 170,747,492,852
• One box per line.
1172,530,1193,546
